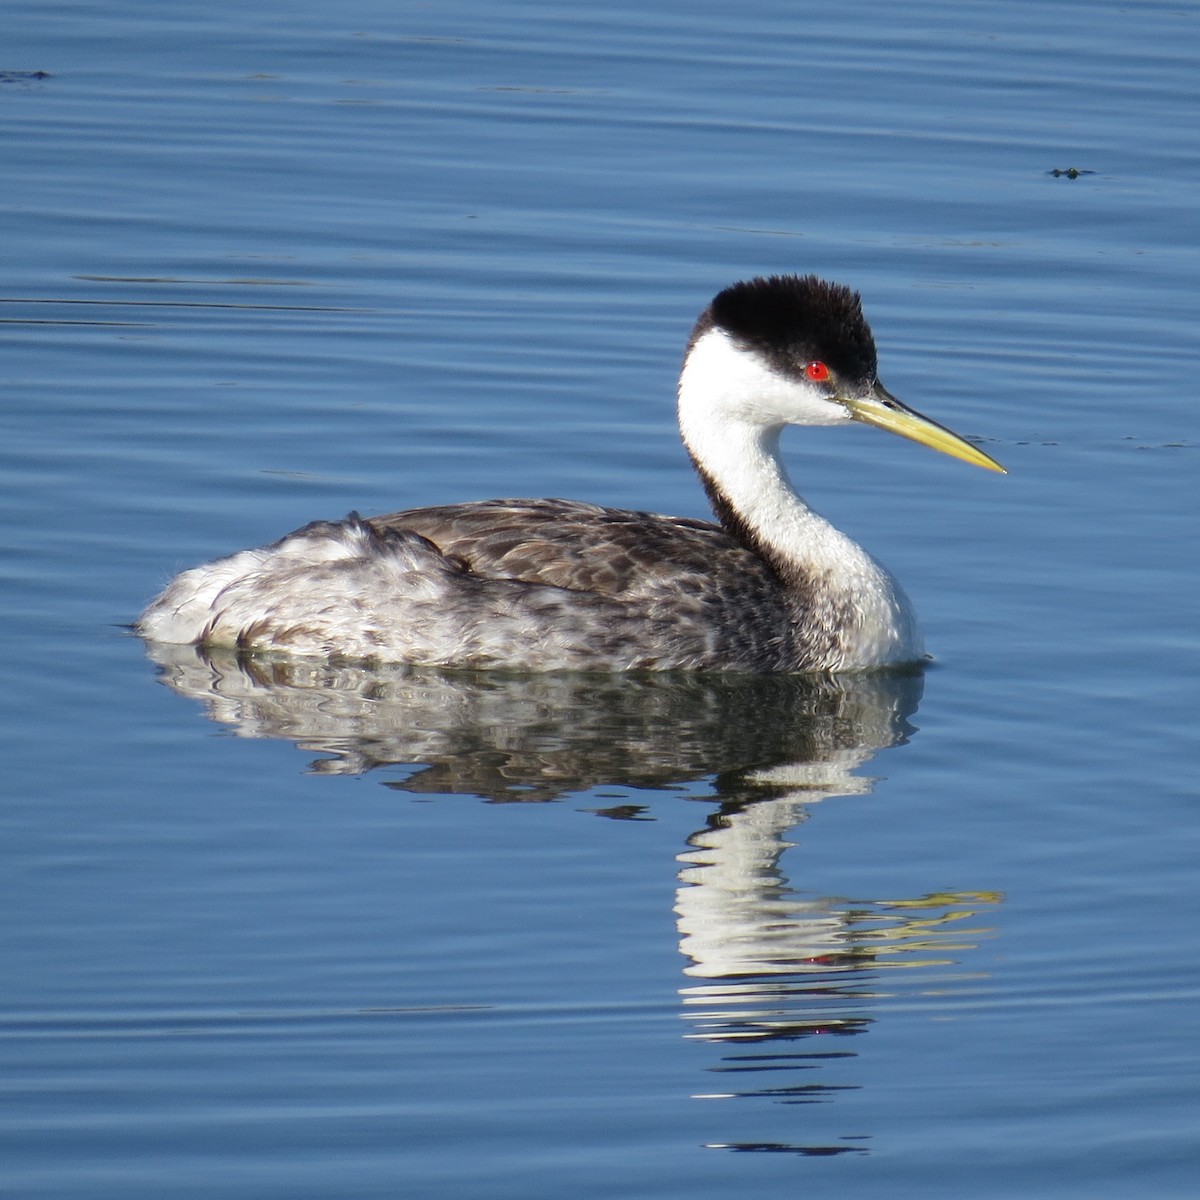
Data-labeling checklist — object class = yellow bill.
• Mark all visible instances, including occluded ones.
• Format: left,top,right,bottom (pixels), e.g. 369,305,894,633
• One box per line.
844,382,1006,474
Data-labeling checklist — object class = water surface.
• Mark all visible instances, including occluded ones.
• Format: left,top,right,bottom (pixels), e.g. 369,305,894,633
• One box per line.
3,1,1198,1197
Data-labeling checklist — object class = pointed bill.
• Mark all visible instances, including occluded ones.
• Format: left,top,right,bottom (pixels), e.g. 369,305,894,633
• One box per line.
844,382,1006,474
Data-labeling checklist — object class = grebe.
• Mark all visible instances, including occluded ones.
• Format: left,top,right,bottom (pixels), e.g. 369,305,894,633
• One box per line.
136,275,1004,672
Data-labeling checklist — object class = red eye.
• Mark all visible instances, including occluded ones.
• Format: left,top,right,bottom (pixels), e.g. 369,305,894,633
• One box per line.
804,361,830,382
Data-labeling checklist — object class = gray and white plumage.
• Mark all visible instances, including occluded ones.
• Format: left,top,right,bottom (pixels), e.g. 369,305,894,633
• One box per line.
136,275,1004,673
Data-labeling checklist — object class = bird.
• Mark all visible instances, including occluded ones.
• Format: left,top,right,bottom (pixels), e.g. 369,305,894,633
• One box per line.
136,274,1004,673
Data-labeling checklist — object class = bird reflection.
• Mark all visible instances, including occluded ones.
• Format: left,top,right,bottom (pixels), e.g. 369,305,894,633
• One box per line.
141,643,1001,1156
141,642,923,799
669,696,1002,1155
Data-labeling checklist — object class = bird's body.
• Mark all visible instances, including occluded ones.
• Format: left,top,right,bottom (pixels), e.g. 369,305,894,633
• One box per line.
137,275,1003,673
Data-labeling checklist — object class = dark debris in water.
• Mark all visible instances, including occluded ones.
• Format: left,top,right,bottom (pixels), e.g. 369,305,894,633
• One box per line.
0,70,52,83
710,1140,869,1156
1047,167,1096,178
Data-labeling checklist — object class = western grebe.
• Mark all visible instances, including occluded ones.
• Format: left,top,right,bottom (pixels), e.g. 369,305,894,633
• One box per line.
136,274,1004,672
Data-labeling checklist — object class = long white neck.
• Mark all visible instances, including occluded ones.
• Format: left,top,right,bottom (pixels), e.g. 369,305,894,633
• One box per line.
677,329,923,670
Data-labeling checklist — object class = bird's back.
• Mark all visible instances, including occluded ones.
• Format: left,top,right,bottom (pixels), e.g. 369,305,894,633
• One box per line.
137,499,801,671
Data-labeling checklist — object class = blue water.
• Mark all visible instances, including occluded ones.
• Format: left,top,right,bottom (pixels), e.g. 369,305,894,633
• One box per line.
3,1,1199,1196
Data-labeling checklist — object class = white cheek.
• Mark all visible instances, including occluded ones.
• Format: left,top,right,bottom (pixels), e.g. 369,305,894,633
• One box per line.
679,328,850,428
